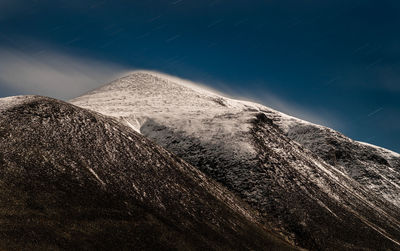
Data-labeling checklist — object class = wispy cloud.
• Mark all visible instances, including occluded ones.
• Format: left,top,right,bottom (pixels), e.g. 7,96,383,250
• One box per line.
0,47,128,100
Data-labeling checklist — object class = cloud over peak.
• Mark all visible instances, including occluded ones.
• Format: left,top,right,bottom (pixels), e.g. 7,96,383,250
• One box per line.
0,47,128,100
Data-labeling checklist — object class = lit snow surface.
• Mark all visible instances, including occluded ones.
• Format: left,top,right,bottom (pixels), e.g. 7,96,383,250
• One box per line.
72,71,321,159
71,70,400,248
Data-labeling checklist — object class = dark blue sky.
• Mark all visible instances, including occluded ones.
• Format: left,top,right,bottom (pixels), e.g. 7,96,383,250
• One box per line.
0,0,399,152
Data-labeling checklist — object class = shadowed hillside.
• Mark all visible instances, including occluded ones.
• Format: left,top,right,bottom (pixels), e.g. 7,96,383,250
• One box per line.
0,95,294,250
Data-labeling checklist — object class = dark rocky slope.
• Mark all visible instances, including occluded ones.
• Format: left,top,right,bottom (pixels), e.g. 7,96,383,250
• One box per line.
0,95,294,250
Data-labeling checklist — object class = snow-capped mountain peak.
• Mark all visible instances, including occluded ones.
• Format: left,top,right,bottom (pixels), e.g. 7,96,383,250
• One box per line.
71,71,400,250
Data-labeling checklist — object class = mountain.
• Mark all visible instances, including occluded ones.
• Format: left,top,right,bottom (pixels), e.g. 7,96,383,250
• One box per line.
72,70,400,250
0,95,295,250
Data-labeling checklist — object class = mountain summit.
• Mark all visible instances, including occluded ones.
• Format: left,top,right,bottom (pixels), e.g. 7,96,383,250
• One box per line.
72,71,400,250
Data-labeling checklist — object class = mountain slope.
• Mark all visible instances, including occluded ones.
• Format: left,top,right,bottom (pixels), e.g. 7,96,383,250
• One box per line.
0,95,294,250
71,71,400,250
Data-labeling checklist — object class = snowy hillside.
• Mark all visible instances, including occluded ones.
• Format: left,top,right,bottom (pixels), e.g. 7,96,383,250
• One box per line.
71,71,400,250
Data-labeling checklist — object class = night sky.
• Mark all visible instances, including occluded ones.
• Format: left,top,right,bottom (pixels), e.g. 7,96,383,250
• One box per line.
0,0,399,152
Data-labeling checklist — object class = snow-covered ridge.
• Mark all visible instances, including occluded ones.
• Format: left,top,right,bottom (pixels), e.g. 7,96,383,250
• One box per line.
80,70,398,157
72,70,327,134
